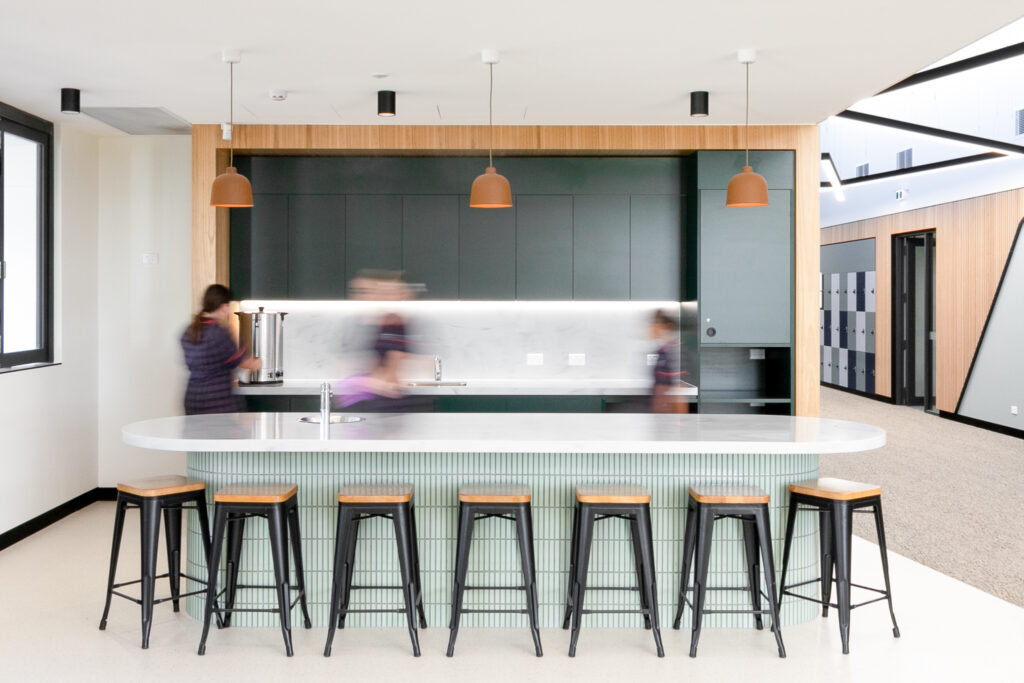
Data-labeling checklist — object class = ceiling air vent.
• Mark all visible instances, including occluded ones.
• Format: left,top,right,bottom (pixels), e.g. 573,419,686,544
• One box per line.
855,163,870,177
81,107,190,135
1015,109,1024,136
897,148,913,170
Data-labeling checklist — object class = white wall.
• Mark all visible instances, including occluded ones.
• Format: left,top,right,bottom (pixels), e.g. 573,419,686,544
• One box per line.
96,136,192,486
0,126,99,532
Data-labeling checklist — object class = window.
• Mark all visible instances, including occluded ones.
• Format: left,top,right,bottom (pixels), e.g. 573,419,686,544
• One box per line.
855,163,870,177
896,148,913,170
1016,109,1024,136
0,102,53,368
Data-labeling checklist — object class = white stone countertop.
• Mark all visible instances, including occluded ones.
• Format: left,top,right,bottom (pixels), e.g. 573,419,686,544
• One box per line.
235,378,698,397
123,412,884,455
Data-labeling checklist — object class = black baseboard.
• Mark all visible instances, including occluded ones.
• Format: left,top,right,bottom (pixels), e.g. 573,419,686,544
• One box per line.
0,487,116,552
939,411,1024,440
820,382,895,404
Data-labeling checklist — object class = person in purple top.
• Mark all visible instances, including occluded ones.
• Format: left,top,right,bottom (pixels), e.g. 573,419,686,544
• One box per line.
180,284,261,415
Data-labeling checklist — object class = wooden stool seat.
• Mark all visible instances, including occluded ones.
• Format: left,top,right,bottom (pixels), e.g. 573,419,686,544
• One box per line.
789,478,881,501
575,484,650,504
458,484,531,504
688,484,770,505
214,484,298,504
338,483,414,504
117,475,205,498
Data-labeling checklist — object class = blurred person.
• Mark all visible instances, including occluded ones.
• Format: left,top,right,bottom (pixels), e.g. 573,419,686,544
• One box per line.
335,272,419,410
181,284,261,415
649,309,688,413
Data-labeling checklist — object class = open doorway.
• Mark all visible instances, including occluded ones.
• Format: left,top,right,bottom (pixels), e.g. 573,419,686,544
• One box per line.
891,231,936,411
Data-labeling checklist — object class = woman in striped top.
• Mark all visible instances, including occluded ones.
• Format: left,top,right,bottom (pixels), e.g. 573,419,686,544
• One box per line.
181,284,261,415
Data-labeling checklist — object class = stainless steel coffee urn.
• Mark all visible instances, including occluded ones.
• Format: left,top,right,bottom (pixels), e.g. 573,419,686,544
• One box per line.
235,306,287,385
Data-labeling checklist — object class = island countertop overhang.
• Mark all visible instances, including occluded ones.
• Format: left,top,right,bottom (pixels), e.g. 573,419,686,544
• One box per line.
123,412,885,455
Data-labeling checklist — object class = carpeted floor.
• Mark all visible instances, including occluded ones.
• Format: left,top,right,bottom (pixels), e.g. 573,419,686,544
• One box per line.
819,387,1024,607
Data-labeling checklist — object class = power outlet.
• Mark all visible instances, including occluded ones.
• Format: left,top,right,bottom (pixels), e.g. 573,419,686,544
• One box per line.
646,353,659,366
749,348,766,360
1012,405,1019,416
526,353,544,366
568,353,586,366
142,252,159,266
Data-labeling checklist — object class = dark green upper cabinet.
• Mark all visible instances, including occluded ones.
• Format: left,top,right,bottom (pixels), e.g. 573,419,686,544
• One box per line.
574,195,630,300
699,189,793,345
288,195,346,299
403,195,460,299
459,198,516,299
231,156,688,301
696,151,795,190
630,195,682,300
516,195,574,299
345,195,403,281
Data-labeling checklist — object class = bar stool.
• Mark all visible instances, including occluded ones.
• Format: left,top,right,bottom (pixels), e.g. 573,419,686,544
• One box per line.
562,484,663,658
672,485,786,658
198,484,312,657
779,477,900,654
324,484,426,657
447,484,542,657
99,475,213,648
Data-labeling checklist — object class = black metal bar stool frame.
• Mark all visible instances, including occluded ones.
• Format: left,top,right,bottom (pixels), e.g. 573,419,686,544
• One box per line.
447,501,542,657
324,500,427,657
671,495,786,658
99,488,214,648
561,501,663,658
779,492,900,654
198,495,312,657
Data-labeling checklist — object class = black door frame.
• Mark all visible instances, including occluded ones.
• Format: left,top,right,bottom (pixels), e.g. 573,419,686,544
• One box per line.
891,230,935,409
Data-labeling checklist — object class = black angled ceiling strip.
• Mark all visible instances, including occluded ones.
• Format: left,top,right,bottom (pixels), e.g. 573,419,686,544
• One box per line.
880,41,1024,94
826,152,1006,188
836,110,1024,155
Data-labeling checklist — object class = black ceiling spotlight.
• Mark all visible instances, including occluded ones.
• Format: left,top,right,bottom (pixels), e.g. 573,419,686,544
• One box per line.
377,90,396,117
690,90,709,117
61,88,81,114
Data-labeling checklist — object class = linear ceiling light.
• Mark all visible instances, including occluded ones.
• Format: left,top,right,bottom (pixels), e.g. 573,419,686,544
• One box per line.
820,153,845,201
469,49,512,209
726,49,768,207
210,48,253,208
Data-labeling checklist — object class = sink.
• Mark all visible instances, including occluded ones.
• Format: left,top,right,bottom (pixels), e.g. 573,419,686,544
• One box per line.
405,380,468,387
299,415,365,424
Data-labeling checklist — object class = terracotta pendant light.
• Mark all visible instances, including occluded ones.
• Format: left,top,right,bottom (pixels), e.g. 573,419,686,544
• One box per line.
470,50,512,209
211,49,253,208
726,50,769,208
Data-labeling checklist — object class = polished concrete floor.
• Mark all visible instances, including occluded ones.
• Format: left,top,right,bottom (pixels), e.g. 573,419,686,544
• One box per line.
0,502,1021,682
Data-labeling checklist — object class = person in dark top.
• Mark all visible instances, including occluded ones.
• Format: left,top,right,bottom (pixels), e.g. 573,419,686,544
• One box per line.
649,309,688,413
181,284,260,415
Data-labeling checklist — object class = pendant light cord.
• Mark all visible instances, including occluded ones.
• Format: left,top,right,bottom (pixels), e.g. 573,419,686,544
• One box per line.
488,62,494,168
744,61,750,167
228,61,235,167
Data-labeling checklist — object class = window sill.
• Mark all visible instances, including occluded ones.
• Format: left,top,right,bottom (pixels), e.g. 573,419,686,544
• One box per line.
0,362,61,375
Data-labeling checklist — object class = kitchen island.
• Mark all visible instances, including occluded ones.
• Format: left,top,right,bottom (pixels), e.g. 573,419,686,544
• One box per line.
122,412,884,630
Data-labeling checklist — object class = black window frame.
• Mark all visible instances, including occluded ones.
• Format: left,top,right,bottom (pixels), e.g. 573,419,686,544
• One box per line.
0,101,54,369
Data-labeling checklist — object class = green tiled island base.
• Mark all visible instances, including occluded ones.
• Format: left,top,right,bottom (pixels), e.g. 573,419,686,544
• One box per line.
185,451,821,629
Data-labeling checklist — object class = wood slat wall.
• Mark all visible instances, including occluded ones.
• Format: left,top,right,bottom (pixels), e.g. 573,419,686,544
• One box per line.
821,189,1024,412
192,124,820,416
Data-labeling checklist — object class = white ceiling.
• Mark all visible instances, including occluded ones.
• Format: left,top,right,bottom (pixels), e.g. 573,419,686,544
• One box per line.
2,1,1023,135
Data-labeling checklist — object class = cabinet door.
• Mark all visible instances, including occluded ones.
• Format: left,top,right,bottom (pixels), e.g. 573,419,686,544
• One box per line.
248,194,289,298
516,195,573,299
459,198,516,299
573,195,630,300
699,189,792,344
288,195,346,298
345,195,403,283
630,195,682,300
403,195,459,299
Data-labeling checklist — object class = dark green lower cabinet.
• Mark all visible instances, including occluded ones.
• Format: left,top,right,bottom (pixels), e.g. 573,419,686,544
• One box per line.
245,395,609,413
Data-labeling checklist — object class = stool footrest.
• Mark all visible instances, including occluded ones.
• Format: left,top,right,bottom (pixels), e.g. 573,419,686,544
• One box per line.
579,585,639,592
341,609,408,614
458,609,529,615
697,608,774,615
464,585,526,591
350,584,404,591
581,609,652,615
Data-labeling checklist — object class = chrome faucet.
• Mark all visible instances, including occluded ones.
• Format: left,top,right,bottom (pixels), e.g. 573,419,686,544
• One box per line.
433,355,442,381
319,381,332,438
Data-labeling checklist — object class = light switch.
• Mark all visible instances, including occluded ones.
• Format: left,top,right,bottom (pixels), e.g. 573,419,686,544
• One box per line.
526,353,544,366
568,353,586,366
142,252,159,266
646,353,659,366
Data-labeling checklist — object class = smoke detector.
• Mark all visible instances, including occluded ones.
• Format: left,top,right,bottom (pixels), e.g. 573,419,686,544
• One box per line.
269,89,288,102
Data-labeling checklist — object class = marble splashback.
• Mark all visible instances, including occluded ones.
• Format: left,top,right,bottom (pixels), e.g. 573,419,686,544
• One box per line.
240,300,684,382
